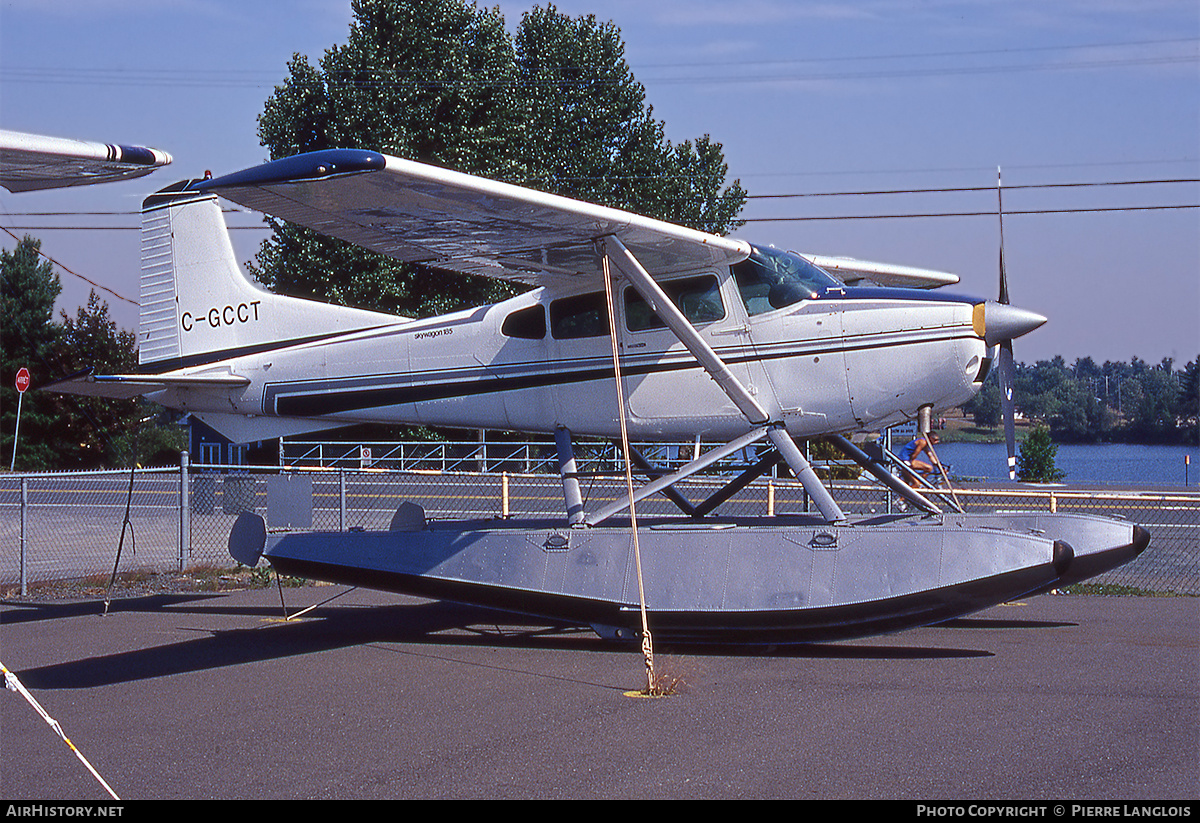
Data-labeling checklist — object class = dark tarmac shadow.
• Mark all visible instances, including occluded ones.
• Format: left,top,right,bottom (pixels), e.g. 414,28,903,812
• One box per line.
936,616,1077,630
0,593,226,624
7,592,1001,690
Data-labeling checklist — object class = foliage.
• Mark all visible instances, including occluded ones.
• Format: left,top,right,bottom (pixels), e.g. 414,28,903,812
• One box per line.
961,379,1001,427
1180,358,1199,444
255,0,525,318
963,354,1197,445
1016,424,1066,483
53,292,186,468
1,237,62,470
1,237,184,471
513,7,746,233
253,0,746,318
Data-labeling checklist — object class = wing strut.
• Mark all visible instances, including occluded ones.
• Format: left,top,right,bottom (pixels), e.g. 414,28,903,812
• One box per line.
585,427,771,526
825,434,942,515
597,236,846,524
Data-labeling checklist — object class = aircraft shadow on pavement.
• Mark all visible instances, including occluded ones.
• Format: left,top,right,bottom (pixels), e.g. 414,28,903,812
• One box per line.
6,592,1010,690
0,593,226,625
936,616,1078,630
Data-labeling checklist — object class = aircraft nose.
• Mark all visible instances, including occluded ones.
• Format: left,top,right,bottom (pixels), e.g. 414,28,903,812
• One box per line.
974,301,1047,346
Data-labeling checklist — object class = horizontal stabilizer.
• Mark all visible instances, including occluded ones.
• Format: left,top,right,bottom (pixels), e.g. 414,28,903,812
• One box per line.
43,369,249,400
802,254,960,289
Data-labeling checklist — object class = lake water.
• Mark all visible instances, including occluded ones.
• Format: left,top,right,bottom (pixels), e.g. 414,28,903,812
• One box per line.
933,441,1199,487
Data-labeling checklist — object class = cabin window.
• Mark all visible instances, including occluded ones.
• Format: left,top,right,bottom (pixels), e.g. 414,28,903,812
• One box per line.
624,275,725,332
733,245,841,316
501,305,546,339
550,292,610,339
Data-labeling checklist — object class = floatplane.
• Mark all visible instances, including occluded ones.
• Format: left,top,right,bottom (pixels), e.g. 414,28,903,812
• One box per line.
42,148,1147,642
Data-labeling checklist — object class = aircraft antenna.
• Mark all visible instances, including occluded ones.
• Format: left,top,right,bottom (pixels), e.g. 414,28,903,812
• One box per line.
601,252,657,695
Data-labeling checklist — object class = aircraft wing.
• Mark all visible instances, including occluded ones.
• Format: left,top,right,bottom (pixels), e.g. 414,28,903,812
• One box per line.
193,149,751,286
801,254,960,289
0,129,173,193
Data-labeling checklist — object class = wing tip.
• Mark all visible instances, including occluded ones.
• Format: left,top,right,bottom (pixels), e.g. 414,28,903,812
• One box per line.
195,148,387,192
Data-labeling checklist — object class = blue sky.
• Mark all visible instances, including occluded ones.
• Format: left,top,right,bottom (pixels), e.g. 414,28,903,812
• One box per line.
2,0,1197,367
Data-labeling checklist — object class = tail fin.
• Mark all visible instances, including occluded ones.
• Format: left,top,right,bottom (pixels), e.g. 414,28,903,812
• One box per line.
138,181,402,373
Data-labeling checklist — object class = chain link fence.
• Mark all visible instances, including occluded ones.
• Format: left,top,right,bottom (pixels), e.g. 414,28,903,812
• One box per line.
3,457,1197,597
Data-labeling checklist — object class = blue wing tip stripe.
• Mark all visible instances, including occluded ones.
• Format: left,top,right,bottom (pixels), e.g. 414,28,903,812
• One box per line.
194,149,387,192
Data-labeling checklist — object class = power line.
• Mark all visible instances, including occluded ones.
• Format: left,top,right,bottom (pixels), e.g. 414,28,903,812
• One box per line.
5,203,1196,232
741,204,1199,222
735,157,1200,179
4,178,1195,216
0,225,138,305
635,36,1200,69
2,40,1194,89
748,178,1200,200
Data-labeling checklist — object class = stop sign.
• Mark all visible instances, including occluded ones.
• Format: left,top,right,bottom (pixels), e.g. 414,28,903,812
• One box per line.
15,368,30,393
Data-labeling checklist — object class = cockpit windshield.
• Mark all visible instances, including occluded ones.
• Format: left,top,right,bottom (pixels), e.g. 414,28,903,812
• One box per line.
733,245,843,316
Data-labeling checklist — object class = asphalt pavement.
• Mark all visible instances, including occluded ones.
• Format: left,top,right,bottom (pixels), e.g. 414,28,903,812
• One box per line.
1,587,1196,800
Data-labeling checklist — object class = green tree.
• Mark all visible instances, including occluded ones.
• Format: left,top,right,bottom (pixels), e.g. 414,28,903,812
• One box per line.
962,373,1002,427
1,236,62,470
255,0,525,318
1,238,184,471
253,0,746,318
513,5,745,232
51,292,185,468
1180,358,1198,444
1125,358,1179,442
1017,424,1065,483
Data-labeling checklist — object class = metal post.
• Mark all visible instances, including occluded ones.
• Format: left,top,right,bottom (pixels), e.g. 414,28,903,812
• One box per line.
501,472,510,519
885,427,894,514
339,470,347,532
555,426,586,526
19,477,28,597
179,451,189,572
10,391,23,472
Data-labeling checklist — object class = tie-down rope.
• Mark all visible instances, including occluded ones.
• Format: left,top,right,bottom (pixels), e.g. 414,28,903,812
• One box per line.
2,659,120,799
601,253,656,693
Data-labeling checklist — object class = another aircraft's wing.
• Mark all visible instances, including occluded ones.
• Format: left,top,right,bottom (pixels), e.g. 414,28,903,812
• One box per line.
801,254,960,289
194,149,751,286
0,129,172,193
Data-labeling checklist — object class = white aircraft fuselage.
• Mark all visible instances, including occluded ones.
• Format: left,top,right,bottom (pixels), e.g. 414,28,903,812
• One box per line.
158,280,988,443
59,150,1043,452
139,221,989,443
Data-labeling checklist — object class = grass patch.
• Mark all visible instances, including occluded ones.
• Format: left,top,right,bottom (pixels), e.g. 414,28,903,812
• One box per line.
1061,582,1191,597
1,565,313,601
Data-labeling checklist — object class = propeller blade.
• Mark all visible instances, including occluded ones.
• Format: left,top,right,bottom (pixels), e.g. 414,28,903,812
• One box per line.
997,167,1016,480
998,167,1010,306
999,339,1017,480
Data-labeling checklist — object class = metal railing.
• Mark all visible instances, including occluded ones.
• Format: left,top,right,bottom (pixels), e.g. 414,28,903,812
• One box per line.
282,438,769,475
3,455,1197,598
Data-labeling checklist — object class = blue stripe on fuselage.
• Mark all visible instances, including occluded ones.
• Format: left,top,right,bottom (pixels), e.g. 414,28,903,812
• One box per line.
838,286,982,305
